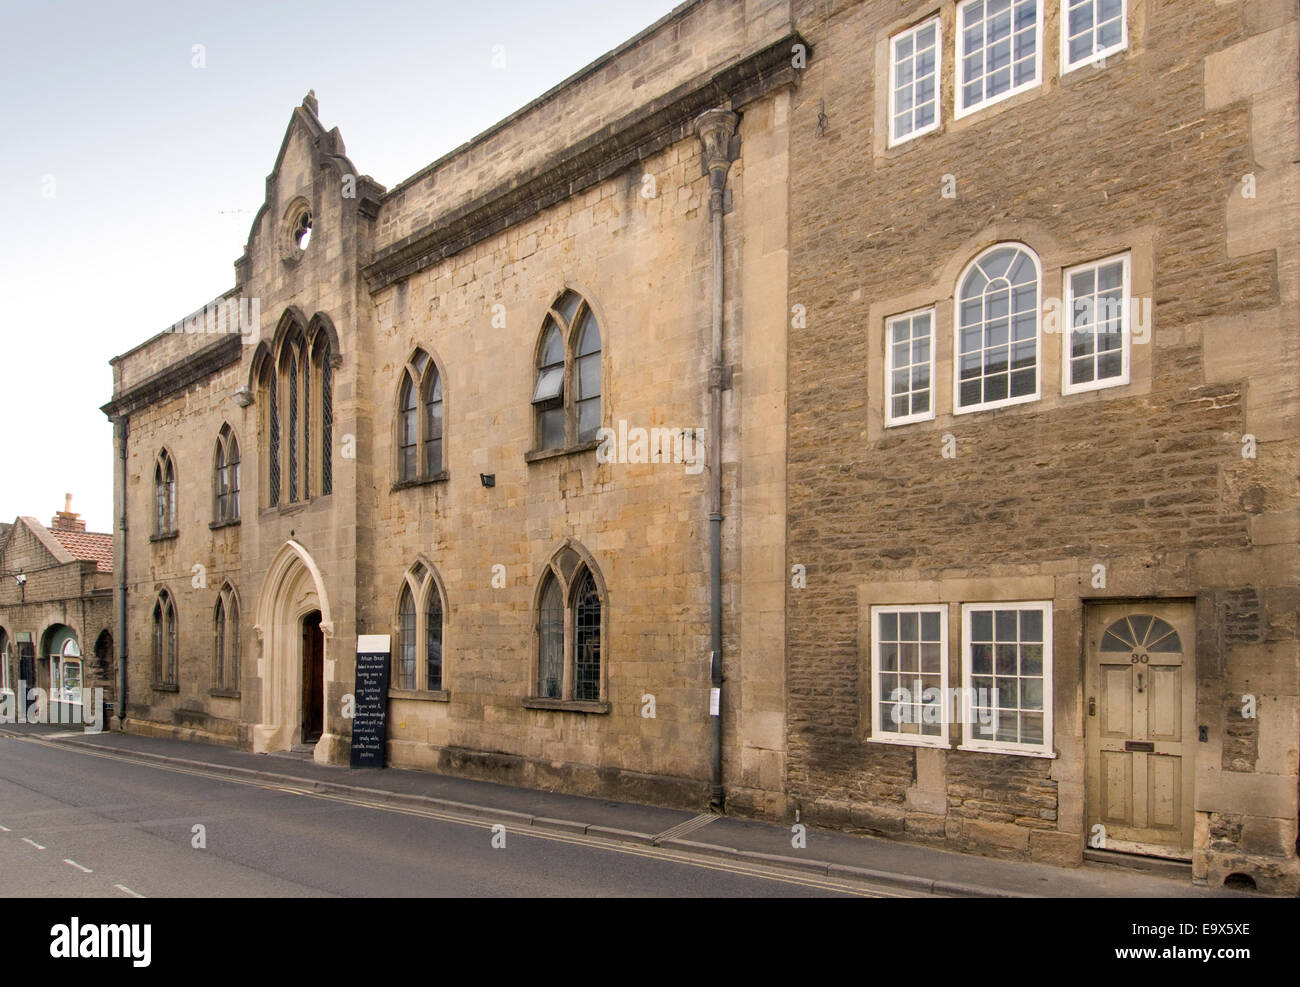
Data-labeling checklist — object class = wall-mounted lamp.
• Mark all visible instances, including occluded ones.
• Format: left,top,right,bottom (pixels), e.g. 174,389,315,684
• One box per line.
480,473,495,488
233,386,254,408
14,570,26,603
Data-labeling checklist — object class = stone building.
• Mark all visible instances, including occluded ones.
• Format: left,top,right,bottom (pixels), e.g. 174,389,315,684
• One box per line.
102,0,1298,892
101,0,795,812
0,499,116,724
783,0,1298,892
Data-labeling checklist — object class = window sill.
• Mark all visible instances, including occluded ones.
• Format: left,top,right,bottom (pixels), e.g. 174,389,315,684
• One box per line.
149,531,178,544
209,519,241,531
152,683,179,693
867,735,952,750
525,438,601,464
388,688,450,703
523,697,610,714
208,688,241,699
957,742,1057,759
391,471,449,493
260,496,329,519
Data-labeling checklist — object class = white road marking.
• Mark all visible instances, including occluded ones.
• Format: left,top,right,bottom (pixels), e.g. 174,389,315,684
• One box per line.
11,734,925,898
63,858,93,873
0,824,10,832
21,838,45,850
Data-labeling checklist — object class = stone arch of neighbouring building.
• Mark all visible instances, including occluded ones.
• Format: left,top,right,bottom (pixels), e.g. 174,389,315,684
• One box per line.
252,540,334,757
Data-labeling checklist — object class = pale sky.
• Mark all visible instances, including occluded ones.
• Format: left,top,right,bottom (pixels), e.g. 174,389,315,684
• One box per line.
0,0,685,533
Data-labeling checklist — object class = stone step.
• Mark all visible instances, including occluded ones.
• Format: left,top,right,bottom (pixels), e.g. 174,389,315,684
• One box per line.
1083,848,1193,879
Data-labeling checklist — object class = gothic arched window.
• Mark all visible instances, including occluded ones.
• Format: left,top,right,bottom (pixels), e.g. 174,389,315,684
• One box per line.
532,290,603,452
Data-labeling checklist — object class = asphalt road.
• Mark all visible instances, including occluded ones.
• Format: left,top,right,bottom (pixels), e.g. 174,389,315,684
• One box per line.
0,734,923,898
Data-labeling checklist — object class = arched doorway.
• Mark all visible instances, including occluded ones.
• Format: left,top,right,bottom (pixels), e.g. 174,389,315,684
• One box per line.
301,611,324,744
253,541,334,757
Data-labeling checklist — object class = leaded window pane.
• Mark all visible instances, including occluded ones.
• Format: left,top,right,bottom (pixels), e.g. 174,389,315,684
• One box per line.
153,603,163,682
426,592,443,692
425,371,444,474
399,374,418,481
540,323,564,367
229,438,240,520
574,571,601,702
268,370,281,505
397,588,416,690
288,351,299,502
228,594,240,688
215,597,225,686
166,602,178,684
321,346,333,496
539,407,565,449
538,576,564,699
303,343,311,500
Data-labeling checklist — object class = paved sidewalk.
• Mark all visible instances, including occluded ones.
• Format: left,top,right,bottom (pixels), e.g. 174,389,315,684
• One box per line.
3,723,1256,898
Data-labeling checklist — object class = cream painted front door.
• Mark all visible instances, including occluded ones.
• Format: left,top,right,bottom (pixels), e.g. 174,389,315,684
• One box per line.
1085,602,1196,859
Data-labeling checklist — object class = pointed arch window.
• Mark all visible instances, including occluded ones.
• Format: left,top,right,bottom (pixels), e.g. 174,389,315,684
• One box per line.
213,425,240,524
392,561,447,694
265,361,281,505
154,450,176,535
213,585,240,692
153,590,178,688
287,336,300,502
319,338,333,495
532,290,603,453
260,317,336,507
395,348,445,483
532,547,606,705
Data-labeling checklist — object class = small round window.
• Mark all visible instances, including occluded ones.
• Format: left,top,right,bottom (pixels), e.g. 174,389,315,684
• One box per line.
293,210,312,251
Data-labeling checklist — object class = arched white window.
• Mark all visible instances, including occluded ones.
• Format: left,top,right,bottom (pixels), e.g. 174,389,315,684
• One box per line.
955,243,1041,413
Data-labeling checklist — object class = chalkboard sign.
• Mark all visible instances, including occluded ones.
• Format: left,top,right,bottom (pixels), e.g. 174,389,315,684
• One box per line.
350,635,392,768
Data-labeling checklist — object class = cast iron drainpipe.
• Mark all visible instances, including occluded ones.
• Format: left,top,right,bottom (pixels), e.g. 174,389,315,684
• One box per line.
695,108,739,814
115,416,128,728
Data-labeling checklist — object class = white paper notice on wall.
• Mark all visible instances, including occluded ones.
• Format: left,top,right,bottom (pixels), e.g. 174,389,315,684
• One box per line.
709,687,720,716
357,635,391,654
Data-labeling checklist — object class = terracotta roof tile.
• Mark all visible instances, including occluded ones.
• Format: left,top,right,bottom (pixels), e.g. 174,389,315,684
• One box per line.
50,529,113,573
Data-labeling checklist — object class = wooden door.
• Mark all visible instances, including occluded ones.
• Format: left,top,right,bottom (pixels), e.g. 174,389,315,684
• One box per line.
1085,602,1195,858
301,612,324,744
